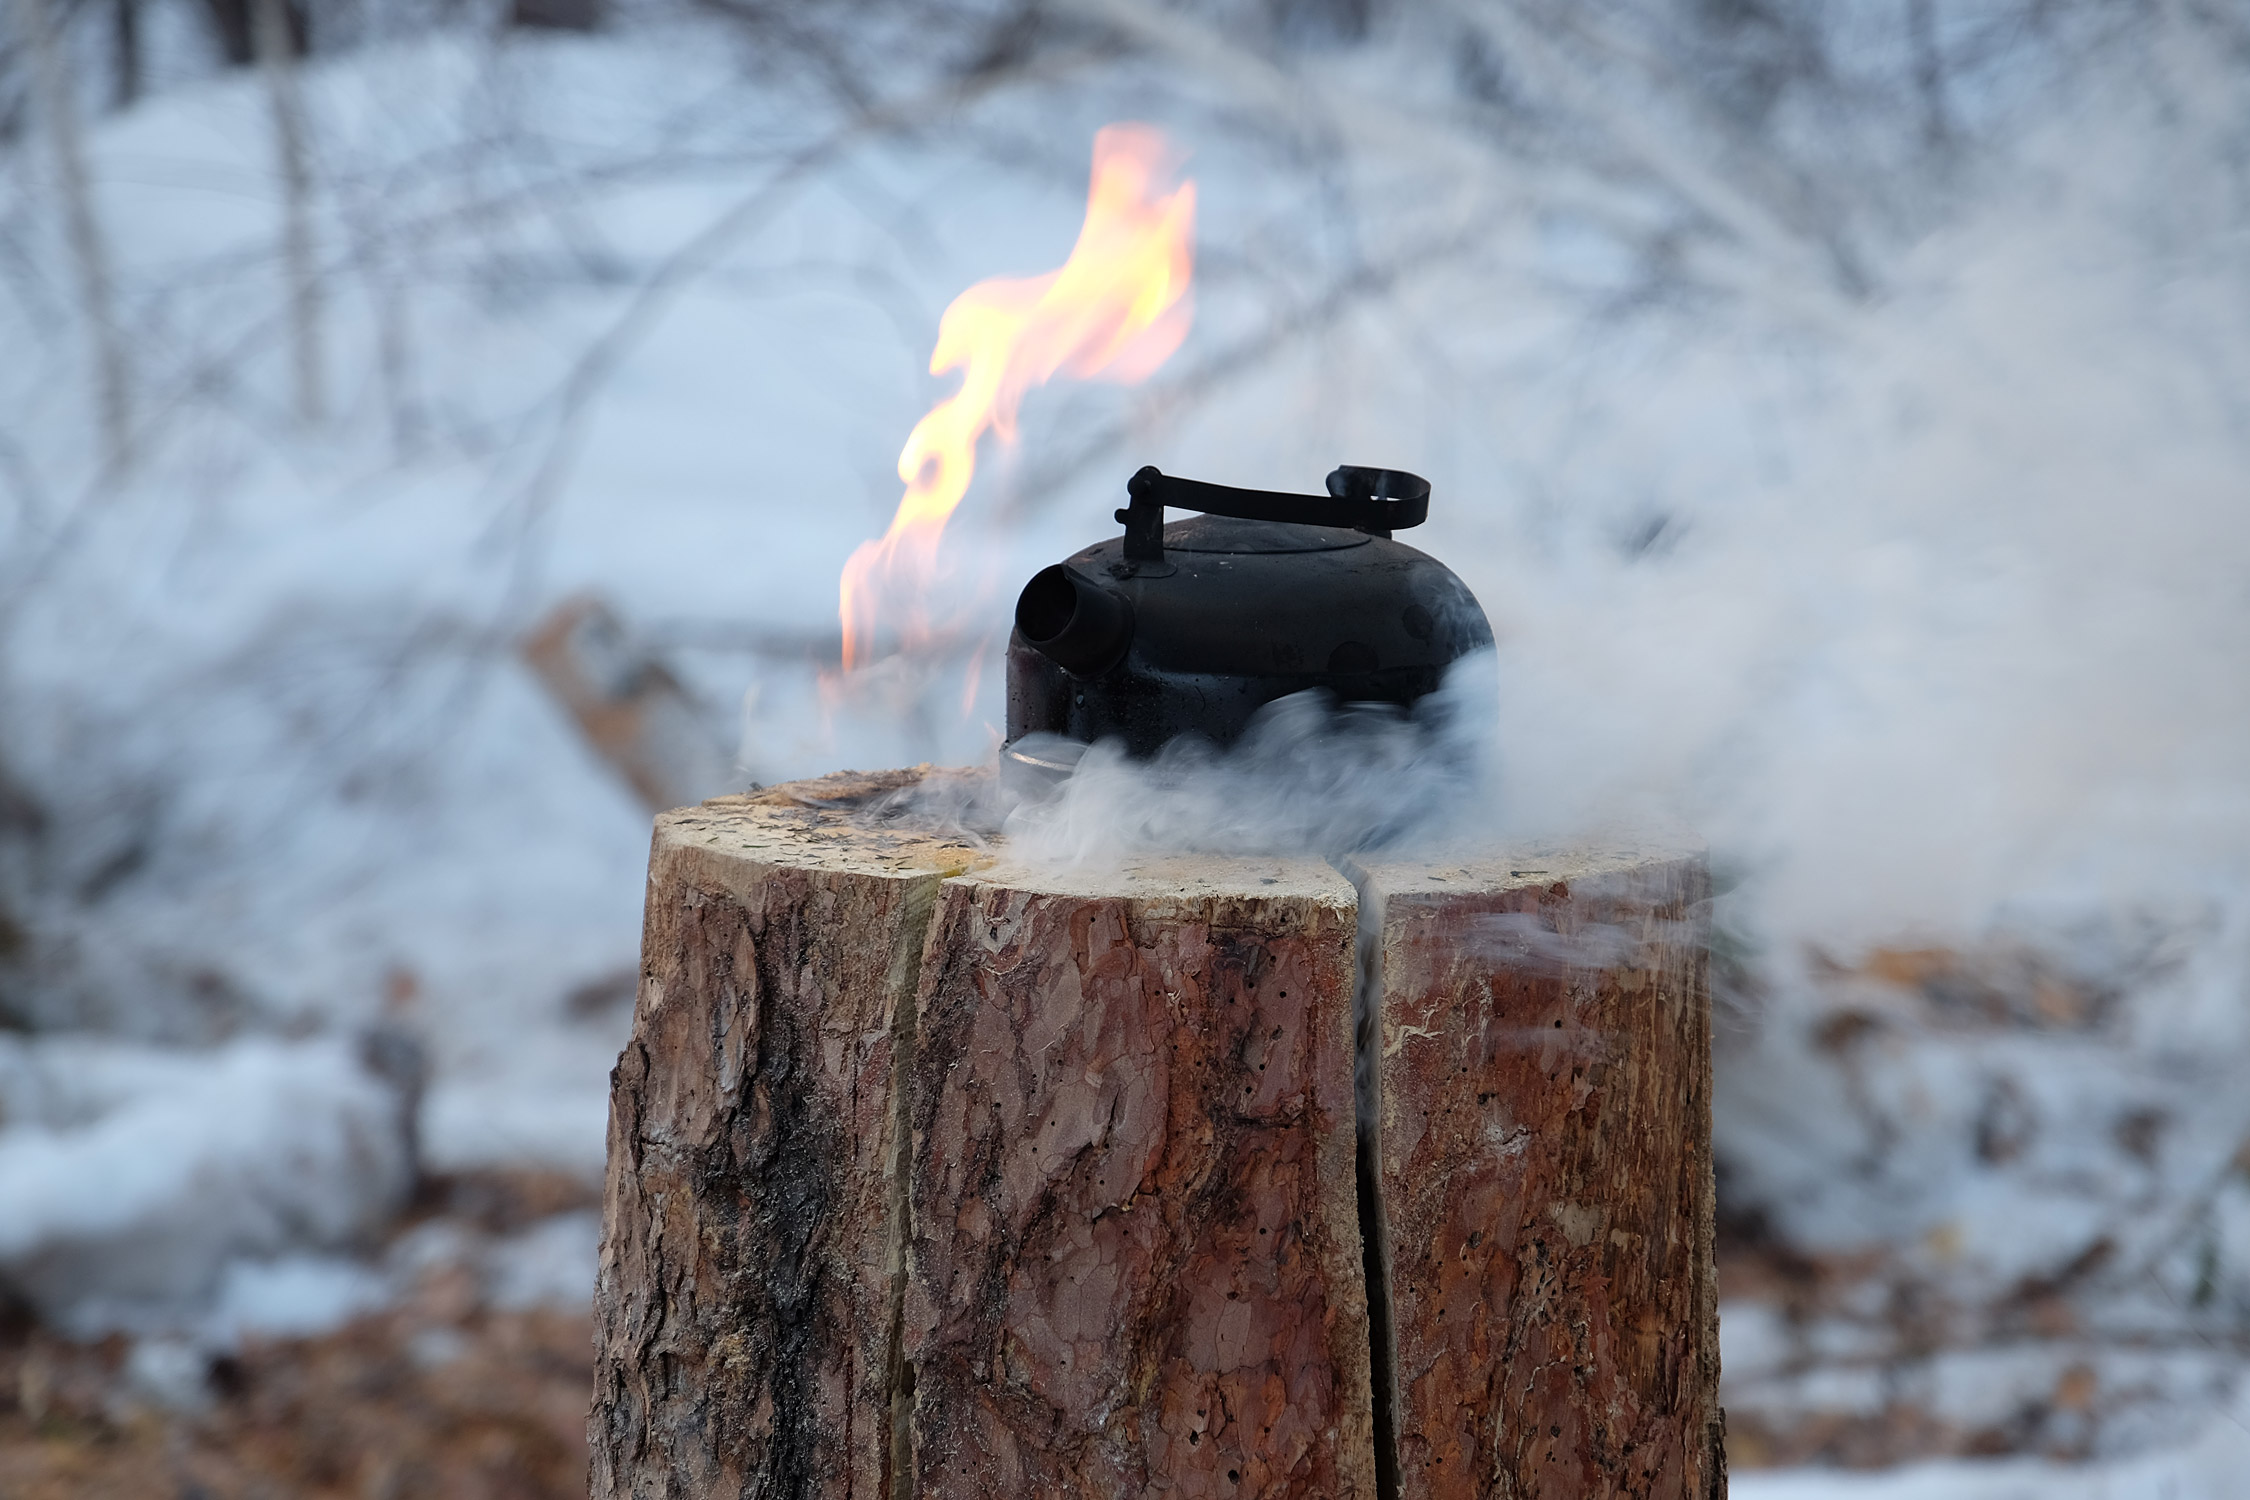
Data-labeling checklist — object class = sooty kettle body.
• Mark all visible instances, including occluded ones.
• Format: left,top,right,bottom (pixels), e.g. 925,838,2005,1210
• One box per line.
1002,464,1493,782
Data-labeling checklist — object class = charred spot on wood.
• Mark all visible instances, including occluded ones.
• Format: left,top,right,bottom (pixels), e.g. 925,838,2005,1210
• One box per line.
697,901,841,1495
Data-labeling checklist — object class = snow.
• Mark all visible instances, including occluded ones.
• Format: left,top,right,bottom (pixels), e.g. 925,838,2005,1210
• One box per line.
205,1254,395,1342
379,1209,601,1324
483,1211,601,1313
0,1033,412,1329
1735,1395,2250,1500
2,9,2247,1488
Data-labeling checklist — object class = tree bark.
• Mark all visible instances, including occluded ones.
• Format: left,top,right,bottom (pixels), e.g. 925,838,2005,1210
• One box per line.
1347,845,1721,1500
900,853,1373,1499
591,771,983,1500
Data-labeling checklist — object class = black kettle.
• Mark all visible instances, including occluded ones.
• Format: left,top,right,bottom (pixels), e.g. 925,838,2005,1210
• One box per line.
1002,465,1493,782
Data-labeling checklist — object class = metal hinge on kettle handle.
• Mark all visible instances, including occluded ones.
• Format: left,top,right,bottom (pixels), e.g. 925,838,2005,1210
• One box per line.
1114,465,1431,562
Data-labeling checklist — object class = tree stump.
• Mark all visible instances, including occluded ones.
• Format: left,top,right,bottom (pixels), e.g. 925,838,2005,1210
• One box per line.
592,771,1721,1500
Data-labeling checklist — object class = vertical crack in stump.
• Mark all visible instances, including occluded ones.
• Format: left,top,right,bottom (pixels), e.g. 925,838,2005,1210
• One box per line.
1353,845,1719,1500
884,877,941,1500
598,782,1716,1500
1336,855,1404,1500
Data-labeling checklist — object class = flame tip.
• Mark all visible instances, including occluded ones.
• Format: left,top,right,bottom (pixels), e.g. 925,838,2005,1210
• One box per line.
841,124,1195,671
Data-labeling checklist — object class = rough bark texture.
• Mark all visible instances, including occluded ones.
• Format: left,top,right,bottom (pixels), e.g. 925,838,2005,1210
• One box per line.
901,857,1374,1500
591,771,986,1500
593,772,1720,1500
1348,844,1722,1500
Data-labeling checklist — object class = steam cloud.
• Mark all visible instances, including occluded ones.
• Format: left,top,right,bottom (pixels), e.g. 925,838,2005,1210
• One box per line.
998,649,1501,865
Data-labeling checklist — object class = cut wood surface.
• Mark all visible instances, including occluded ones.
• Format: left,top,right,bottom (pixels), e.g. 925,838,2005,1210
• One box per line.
592,771,1719,1500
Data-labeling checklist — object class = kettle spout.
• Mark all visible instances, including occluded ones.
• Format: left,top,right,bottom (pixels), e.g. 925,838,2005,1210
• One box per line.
1015,564,1136,677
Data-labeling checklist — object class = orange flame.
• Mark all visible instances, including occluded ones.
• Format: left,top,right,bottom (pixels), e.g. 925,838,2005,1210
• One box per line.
839,124,1195,669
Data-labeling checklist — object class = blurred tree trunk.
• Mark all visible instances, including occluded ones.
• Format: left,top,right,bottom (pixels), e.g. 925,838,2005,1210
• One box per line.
113,0,141,109
1907,0,1954,152
511,0,603,30
14,0,132,472
254,0,323,424
0,750,44,1032
199,0,303,66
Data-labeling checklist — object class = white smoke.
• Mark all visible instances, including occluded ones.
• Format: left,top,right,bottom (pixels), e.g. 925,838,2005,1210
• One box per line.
999,651,1499,865
919,59,2250,1383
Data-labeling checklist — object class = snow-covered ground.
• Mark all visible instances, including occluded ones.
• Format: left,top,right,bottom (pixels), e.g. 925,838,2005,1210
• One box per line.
1735,1397,2250,1500
2,12,2247,1494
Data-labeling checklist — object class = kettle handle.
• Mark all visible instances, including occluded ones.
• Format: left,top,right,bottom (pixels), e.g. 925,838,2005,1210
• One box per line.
1113,465,1430,562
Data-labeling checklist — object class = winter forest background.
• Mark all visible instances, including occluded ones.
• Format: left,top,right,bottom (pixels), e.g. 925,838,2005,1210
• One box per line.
2,0,2249,1494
